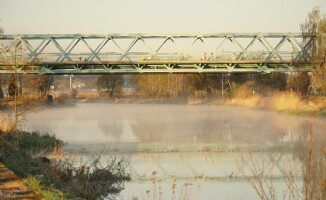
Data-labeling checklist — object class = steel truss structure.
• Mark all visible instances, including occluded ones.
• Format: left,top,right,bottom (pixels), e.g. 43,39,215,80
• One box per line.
0,33,319,74
128,152,302,183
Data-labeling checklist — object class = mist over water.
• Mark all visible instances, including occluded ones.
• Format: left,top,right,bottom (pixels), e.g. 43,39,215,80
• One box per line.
19,103,326,200
20,103,326,144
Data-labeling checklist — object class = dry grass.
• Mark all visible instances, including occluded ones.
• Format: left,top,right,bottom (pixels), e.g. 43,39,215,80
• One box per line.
228,95,262,108
0,113,14,132
239,121,326,200
187,97,203,105
227,87,326,113
227,85,263,108
269,91,301,111
269,91,326,112
76,92,101,99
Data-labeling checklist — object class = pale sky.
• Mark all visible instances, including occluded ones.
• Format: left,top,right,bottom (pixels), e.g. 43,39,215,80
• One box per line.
0,0,326,34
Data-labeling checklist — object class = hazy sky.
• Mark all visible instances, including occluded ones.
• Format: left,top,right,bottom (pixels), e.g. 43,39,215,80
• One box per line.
0,0,326,34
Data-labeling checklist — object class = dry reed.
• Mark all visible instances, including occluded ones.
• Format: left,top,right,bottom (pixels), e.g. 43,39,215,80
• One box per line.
227,85,262,108
270,91,301,111
0,113,14,132
239,121,326,200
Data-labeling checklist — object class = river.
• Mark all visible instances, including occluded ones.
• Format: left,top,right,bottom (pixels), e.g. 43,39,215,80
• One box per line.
19,103,326,200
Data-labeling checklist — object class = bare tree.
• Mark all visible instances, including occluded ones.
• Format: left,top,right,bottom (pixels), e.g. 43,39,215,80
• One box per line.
0,19,4,99
96,75,123,98
300,7,326,94
300,7,320,61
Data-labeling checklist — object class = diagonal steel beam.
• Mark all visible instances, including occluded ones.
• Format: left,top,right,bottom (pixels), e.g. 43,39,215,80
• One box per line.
170,36,186,55
0,41,14,62
50,38,72,61
155,37,170,52
80,37,101,61
88,36,110,61
237,36,258,60
266,36,288,60
139,37,159,60
19,38,42,62
56,38,78,62
118,37,138,61
32,39,51,62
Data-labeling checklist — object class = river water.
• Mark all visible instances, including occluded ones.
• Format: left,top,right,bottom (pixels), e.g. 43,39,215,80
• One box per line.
19,103,326,200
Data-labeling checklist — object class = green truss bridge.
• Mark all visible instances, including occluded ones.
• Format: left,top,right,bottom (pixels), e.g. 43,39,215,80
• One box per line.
0,33,321,74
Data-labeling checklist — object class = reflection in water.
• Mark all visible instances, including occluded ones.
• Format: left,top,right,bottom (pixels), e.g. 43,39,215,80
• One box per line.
98,118,123,140
19,103,326,200
20,103,326,144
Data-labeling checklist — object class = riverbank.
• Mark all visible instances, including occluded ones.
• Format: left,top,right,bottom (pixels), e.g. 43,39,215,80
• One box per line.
0,131,65,199
1,91,326,118
0,162,43,200
222,91,326,116
0,130,130,199
50,91,326,117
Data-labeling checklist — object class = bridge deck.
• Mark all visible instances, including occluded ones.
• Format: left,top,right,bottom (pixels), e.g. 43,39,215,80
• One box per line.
0,60,319,74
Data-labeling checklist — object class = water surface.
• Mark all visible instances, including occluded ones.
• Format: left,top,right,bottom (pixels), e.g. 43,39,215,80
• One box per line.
20,103,326,200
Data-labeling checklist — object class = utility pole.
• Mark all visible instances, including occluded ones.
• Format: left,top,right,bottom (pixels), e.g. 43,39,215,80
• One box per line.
221,74,224,97
70,76,72,91
64,74,74,91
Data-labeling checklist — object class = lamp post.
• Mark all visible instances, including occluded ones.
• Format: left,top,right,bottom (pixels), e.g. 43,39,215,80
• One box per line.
63,74,74,91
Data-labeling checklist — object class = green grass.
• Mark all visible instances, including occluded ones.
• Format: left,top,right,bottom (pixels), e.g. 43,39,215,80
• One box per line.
24,176,62,200
18,131,62,150
0,130,130,199
278,110,326,116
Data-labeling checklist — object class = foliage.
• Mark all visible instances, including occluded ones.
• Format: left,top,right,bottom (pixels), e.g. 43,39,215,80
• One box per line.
254,72,287,91
0,19,3,35
37,75,54,96
132,74,191,97
300,7,326,94
300,7,320,60
96,75,123,97
132,74,167,97
190,74,210,91
21,74,54,96
17,132,61,150
0,130,130,199
317,15,326,93
287,72,310,94
228,73,251,85
24,176,62,200
132,74,225,98
71,88,78,98
0,77,4,99
8,74,17,97
43,153,130,199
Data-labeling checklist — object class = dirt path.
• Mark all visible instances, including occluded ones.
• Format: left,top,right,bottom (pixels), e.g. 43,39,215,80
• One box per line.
0,162,43,200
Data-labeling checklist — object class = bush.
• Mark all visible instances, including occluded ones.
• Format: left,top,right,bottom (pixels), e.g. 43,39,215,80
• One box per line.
0,131,130,199
236,85,252,99
71,88,78,98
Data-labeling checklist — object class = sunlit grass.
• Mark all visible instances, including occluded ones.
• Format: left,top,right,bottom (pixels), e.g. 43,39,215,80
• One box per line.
226,87,326,115
270,91,301,111
24,176,63,200
0,113,13,132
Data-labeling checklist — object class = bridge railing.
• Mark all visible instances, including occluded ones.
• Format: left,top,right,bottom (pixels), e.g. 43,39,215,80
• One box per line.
0,33,312,62
0,33,318,73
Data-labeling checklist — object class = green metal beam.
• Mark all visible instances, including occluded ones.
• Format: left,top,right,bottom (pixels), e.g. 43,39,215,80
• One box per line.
0,60,319,74
0,33,316,74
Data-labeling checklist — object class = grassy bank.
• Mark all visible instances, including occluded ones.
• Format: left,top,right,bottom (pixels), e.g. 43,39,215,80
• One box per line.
0,130,130,199
3,90,325,118
224,87,326,116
